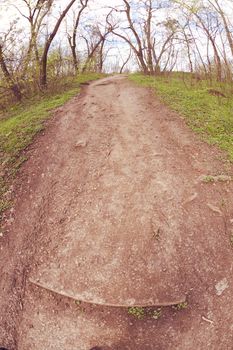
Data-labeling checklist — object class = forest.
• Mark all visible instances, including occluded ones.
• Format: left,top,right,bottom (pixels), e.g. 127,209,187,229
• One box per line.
0,0,233,106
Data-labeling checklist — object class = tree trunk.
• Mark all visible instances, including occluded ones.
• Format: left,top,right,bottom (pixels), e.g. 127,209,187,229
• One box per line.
209,0,233,59
183,29,193,73
0,45,22,101
123,0,148,74
39,0,77,88
68,0,89,73
145,0,154,74
120,49,132,74
71,44,79,72
40,51,48,88
195,13,222,80
81,36,105,73
98,40,105,73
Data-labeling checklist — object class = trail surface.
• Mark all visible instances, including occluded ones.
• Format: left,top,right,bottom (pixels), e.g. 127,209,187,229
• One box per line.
0,75,233,349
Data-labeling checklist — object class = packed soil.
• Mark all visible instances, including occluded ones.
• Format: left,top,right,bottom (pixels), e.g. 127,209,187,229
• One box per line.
0,75,233,350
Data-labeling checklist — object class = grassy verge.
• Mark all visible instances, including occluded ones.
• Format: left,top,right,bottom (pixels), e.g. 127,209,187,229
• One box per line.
129,73,233,161
0,72,104,221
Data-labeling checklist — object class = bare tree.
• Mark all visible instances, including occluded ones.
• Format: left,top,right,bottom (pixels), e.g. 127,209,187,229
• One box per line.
39,0,77,88
174,0,224,80
0,38,22,100
195,10,222,80
107,0,177,75
67,0,89,72
0,19,23,101
81,16,114,73
15,0,54,78
108,0,149,74
2,0,233,105
118,47,132,74
208,0,233,59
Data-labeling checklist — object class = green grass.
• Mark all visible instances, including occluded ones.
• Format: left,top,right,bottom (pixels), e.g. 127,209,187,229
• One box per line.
128,307,145,320
127,306,163,320
172,302,188,311
130,73,233,161
0,72,104,221
202,175,215,183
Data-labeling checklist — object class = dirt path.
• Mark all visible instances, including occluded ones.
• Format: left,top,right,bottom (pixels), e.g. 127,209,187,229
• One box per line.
0,75,233,349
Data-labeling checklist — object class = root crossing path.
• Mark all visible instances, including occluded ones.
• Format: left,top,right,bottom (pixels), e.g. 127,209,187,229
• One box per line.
1,75,233,349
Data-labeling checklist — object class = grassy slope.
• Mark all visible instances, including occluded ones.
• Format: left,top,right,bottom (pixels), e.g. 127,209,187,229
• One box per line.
0,72,104,220
130,73,233,161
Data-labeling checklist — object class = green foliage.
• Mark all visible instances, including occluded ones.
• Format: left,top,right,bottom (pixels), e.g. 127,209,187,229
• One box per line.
130,73,233,161
0,73,104,222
